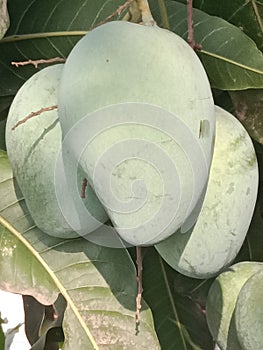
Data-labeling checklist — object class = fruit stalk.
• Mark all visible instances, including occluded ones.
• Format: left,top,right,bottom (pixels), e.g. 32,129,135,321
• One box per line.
135,0,156,25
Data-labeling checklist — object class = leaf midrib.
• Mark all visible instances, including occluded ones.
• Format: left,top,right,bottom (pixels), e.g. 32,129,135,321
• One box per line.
0,214,99,350
251,0,263,37
159,256,188,350
200,49,263,75
0,31,87,44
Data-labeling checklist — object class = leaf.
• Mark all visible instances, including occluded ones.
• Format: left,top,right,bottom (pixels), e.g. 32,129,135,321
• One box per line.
212,89,234,113
150,0,263,90
0,96,13,123
23,294,65,350
23,295,47,345
24,294,65,350
0,0,9,40
142,247,214,350
0,151,160,349
0,0,127,114
237,199,263,263
0,313,7,350
4,323,23,350
176,0,263,51
171,273,214,308
231,176,263,263
230,89,263,144
0,119,6,151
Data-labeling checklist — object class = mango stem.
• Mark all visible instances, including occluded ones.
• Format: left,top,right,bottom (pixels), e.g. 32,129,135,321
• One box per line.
135,0,156,26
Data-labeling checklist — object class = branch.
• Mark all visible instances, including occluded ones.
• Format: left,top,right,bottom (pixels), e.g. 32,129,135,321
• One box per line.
187,0,202,50
135,246,143,335
11,57,65,68
94,0,135,28
81,178,88,198
12,105,58,130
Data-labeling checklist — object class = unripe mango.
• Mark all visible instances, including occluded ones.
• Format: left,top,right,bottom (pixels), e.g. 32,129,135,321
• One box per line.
155,106,258,277
234,270,263,350
206,262,263,350
58,21,215,245
6,65,108,238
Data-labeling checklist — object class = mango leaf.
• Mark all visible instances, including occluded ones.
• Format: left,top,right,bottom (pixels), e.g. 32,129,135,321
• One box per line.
142,247,214,350
175,0,263,51
0,0,9,40
23,295,48,346
0,119,6,150
230,89,263,144
23,294,65,350
150,0,263,90
0,151,160,349
0,0,127,114
0,313,6,349
171,273,214,308
235,192,263,263
4,323,23,350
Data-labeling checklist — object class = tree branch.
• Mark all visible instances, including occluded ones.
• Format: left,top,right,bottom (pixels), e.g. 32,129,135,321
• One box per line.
135,246,143,335
94,0,135,28
11,57,65,68
12,105,58,130
81,178,88,198
187,0,202,50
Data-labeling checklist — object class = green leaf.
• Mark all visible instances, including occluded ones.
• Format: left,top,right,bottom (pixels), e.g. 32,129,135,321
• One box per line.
171,273,214,308
176,0,263,51
0,119,6,150
150,1,263,90
0,313,6,350
0,151,160,349
235,198,263,263
142,248,214,350
230,89,263,144
0,0,127,112
23,294,65,349
0,0,9,40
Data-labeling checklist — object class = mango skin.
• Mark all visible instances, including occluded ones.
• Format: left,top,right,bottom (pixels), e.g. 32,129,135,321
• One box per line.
6,65,108,238
59,21,215,146
155,106,258,277
206,262,263,350
234,270,263,350
58,21,215,245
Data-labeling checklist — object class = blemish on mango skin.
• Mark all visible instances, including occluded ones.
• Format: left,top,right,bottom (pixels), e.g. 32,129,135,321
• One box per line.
226,182,234,195
245,154,257,168
229,132,246,151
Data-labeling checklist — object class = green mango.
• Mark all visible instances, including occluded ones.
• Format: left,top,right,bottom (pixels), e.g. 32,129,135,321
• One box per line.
206,261,263,350
58,21,215,245
5,65,108,238
234,270,263,350
155,106,258,278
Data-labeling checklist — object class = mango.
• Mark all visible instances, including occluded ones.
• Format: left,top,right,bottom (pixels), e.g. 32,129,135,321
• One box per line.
6,65,108,238
58,21,215,245
155,106,258,277
234,270,263,350
206,261,263,350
